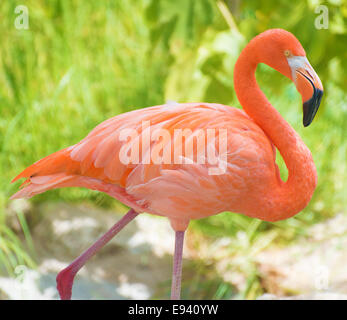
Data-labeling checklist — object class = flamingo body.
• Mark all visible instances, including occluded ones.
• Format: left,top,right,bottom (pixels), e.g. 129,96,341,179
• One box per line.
12,103,280,229
11,29,324,299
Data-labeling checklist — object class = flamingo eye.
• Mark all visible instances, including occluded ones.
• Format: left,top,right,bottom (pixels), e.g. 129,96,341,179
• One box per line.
284,50,292,57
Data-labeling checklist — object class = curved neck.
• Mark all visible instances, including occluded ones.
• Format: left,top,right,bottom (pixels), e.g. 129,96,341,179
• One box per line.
234,44,317,220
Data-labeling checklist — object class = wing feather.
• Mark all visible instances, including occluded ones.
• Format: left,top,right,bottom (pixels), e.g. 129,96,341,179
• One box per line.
11,103,276,219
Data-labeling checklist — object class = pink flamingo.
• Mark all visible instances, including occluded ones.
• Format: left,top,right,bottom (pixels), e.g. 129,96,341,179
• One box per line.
11,29,323,300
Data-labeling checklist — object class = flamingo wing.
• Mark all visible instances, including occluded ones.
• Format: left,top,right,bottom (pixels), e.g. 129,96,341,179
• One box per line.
11,103,278,220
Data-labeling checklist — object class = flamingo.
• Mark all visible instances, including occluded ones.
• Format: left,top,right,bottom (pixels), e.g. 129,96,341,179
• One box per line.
11,29,323,300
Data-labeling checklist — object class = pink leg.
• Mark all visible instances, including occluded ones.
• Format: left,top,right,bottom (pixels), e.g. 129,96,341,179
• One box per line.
170,230,185,300
56,208,139,300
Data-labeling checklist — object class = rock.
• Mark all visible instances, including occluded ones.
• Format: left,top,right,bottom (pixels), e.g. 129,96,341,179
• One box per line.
4,202,347,300
256,213,347,296
0,267,148,300
0,202,192,299
184,212,347,299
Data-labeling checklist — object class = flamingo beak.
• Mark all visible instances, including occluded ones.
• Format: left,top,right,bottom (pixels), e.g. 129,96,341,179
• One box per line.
288,56,323,127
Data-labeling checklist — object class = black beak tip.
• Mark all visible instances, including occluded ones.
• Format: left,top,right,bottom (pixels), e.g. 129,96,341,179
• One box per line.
303,120,310,127
303,88,323,127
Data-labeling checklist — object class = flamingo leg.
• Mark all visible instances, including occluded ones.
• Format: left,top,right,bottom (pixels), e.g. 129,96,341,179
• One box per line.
56,208,139,300
170,230,185,300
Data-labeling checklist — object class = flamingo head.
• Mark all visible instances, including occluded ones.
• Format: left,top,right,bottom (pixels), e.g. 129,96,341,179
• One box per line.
253,29,324,127
287,55,323,127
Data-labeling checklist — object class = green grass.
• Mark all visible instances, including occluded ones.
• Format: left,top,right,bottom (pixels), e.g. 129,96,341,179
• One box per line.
1,0,172,274
0,0,346,298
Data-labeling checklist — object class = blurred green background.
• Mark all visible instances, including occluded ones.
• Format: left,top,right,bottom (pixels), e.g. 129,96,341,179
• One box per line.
0,0,346,299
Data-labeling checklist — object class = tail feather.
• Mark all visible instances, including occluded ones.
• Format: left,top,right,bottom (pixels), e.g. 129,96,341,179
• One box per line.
11,148,72,183
11,172,147,214
10,147,79,199
10,147,147,213
10,173,74,199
